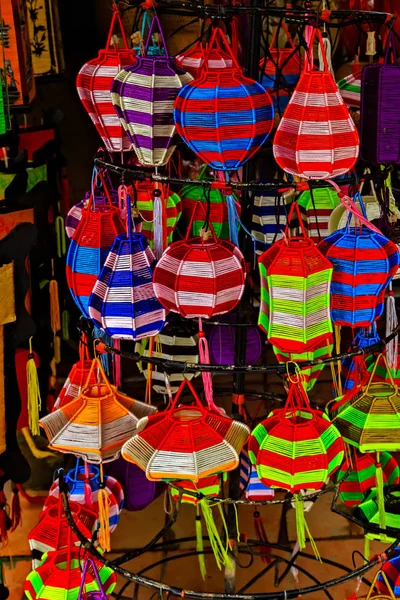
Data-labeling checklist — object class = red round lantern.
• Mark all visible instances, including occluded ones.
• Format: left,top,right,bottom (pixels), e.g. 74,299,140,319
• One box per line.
153,211,245,319
76,7,136,153
175,37,233,79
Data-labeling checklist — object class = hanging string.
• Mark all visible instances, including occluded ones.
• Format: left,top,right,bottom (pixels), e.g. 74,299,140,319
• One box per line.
27,337,41,436
386,285,398,370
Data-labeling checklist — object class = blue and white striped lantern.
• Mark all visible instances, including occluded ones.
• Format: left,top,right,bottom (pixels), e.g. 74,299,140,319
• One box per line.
88,225,166,340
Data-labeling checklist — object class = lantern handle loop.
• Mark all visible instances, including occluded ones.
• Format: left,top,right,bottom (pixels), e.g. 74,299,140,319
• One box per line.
83,357,113,394
78,557,109,600
304,27,328,73
345,191,368,232
366,353,398,394
106,5,130,51
126,186,133,242
284,382,311,416
283,201,308,240
365,570,395,600
203,27,240,71
269,21,296,51
384,31,397,65
79,332,90,362
144,16,169,58
184,196,218,243
327,179,383,235
169,378,206,414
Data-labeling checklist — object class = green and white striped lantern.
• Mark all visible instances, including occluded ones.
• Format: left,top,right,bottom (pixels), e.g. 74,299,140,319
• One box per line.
258,202,333,354
337,68,362,111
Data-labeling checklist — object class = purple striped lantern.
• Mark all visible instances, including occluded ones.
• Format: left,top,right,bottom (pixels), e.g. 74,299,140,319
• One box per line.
111,16,192,167
206,318,263,366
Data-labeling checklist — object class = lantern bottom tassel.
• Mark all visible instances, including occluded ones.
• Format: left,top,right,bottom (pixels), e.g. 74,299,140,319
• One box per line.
200,499,233,572
195,505,207,580
375,454,386,531
27,347,41,437
294,494,321,562
98,485,111,552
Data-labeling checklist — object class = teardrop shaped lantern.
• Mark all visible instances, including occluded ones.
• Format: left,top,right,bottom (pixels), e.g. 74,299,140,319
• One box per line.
88,216,166,340
66,171,125,318
273,29,359,179
40,358,157,464
318,192,399,328
249,382,344,492
122,378,249,482
174,28,274,171
258,201,333,355
76,7,136,152
176,37,233,79
111,16,192,167
153,211,245,319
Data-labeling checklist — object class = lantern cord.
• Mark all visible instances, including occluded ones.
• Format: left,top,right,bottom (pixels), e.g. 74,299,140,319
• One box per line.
59,470,400,600
79,319,400,376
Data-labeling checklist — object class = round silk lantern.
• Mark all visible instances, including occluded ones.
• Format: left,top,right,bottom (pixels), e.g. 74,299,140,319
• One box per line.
176,35,233,79
153,219,245,319
111,16,192,167
88,200,166,340
66,171,125,318
258,201,333,354
273,29,359,179
76,8,136,153
174,28,274,171
318,192,399,327
122,378,250,482
40,358,157,464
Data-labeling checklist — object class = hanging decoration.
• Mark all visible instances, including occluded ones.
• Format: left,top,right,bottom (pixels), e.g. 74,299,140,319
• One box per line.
66,170,125,318
88,197,166,340
340,325,380,393
318,192,399,327
111,16,192,167
337,63,362,111
134,181,182,250
76,6,136,152
53,335,94,410
360,32,400,165
153,207,245,319
258,201,333,354
131,11,165,56
251,189,293,255
206,318,263,366
176,34,233,78
40,358,157,464
273,28,359,179
122,378,250,482
174,27,274,171
297,187,341,243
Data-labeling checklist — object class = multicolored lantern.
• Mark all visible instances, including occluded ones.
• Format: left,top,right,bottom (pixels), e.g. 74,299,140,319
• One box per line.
251,189,293,255
88,204,166,340
134,181,182,250
66,171,125,318
111,16,192,167
340,325,380,392
174,28,274,171
40,358,157,464
76,7,136,152
258,201,333,354
273,29,359,179
337,65,362,111
297,187,341,243
153,216,245,319
170,473,225,504
338,449,399,507
318,192,399,327
122,378,250,482
329,354,400,452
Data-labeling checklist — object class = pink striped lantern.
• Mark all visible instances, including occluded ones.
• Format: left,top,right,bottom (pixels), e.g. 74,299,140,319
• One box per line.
273,29,359,179
76,7,136,153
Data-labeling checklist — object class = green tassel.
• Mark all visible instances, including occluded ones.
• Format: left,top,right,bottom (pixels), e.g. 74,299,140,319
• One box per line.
294,495,306,551
196,505,207,580
364,535,370,562
375,453,386,531
200,499,233,571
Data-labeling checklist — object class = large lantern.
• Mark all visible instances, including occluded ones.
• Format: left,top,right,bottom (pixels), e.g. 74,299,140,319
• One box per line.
273,29,359,179
318,192,399,327
76,7,136,152
258,201,333,354
121,378,249,482
174,28,274,171
66,172,125,318
111,16,192,167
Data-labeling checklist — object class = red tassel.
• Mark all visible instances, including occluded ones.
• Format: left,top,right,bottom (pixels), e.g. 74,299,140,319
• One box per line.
253,510,271,564
11,488,22,532
0,492,8,546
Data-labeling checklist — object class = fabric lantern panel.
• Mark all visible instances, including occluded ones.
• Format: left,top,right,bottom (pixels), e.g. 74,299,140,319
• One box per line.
66,175,125,318
258,201,333,355
251,189,293,255
122,378,250,482
88,229,166,340
111,16,192,167
329,354,400,452
40,358,157,464
360,33,400,165
76,9,136,152
273,29,359,180
135,329,199,394
249,382,344,493
259,22,302,113
135,182,181,249
317,192,399,328
297,187,341,243
174,28,274,171
153,224,245,319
